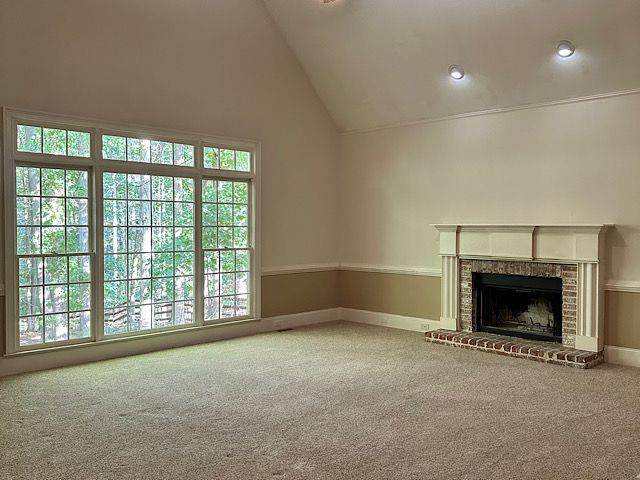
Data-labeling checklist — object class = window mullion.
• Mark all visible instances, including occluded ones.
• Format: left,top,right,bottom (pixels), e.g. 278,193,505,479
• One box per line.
93,163,105,342
194,173,204,327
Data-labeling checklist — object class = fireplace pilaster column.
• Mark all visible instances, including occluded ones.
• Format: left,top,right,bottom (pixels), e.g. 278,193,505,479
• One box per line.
575,262,603,352
440,255,459,331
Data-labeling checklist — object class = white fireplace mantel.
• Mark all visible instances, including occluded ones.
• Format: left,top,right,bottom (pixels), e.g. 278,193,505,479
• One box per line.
432,224,611,352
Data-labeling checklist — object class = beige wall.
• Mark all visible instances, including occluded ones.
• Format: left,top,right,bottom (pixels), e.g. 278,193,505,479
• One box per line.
261,271,339,318
0,0,340,273
339,92,640,283
339,270,640,350
340,270,440,320
339,92,640,349
1,2,639,371
605,291,640,350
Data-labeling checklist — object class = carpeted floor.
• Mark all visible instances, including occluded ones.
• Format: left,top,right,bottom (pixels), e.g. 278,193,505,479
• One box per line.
1,321,639,480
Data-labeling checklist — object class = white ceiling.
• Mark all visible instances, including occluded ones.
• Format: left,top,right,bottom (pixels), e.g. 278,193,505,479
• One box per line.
263,0,640,132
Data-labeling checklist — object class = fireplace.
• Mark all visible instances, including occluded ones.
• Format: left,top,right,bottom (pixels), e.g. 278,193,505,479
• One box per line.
430,224,610,366
474,273,562,343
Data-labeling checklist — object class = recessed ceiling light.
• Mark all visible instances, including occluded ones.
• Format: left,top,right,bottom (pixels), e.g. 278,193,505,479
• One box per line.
556,40,575,58
448,65,465,80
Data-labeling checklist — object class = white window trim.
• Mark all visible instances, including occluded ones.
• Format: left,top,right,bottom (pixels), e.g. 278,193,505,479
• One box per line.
2,107,262,355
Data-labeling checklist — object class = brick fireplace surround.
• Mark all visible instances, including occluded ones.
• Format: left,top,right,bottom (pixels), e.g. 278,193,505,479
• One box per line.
429,224,610,369
459,259,577,347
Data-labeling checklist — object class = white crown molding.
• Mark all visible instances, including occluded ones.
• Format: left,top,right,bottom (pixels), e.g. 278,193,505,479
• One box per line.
341,88,640,136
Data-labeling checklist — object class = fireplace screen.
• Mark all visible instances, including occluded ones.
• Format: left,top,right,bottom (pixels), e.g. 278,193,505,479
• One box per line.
474,273,562,342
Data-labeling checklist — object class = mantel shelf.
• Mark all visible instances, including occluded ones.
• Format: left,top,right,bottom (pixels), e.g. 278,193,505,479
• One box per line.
433,223,612,262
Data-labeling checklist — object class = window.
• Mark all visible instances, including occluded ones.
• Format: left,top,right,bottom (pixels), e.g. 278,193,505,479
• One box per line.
102,173,195,334
202,180,251,320
204,146,251,172
103,135,194,166
15,166,92,346
4,110,258,353
17,124,91,157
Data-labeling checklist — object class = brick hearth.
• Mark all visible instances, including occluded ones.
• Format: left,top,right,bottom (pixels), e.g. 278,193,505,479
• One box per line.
425,329,603,369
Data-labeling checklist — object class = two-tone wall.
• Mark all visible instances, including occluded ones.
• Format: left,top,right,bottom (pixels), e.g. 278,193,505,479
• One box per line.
339,91,640,353
1,1,639,373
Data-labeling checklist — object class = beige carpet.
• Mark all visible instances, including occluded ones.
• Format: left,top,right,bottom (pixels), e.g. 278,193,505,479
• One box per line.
1,321,639,480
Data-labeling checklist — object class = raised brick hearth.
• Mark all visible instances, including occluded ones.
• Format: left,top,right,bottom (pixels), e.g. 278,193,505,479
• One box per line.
425,329,604,369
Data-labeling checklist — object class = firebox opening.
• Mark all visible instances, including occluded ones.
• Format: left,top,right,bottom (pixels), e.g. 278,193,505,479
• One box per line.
473,273,563,343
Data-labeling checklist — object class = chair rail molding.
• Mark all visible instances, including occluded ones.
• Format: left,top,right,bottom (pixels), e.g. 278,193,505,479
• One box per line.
432,224,612,352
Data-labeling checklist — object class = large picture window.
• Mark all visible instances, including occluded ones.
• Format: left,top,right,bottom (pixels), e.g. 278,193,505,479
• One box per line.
102,173,195,334
4,110,259,353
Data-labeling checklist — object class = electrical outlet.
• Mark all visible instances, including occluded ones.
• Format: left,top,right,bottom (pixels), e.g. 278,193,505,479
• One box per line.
420,323,430,331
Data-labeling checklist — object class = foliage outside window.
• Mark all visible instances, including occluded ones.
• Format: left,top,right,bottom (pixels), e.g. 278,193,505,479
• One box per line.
102,135,194,167
16,166,92,345
204,146,251,172
7,113,257,353
202,180,251,320
17,125,90,157
103,173,195,334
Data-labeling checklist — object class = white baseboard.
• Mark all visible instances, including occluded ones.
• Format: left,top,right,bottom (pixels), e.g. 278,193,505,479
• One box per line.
604,345,640,368
0,308,341,377
340,308,439,332
265,308,341,330
342,308,640,369
3,306,637,375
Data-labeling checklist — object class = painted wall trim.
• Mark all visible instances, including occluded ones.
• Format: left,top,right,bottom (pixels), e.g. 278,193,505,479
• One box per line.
604,281,640,294
266,263,637,293
340,307,439,332
261,263,340,275
261,263,441,277
342,307,640,369
340,88,640,136
604,345,640,368
339,262,442,277
266,307,340,330
3,259,636,292
0,308,340,377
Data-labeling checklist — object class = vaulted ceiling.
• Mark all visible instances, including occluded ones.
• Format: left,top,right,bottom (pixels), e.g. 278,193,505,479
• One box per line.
264,0,640,132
